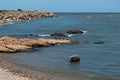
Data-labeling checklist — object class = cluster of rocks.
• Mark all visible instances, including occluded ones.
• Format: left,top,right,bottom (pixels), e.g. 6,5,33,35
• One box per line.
0,10,56,24
0,36,78,53
50,30,86,37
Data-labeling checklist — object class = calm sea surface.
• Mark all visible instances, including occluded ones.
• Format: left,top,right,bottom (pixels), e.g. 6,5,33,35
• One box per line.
0,13,120,80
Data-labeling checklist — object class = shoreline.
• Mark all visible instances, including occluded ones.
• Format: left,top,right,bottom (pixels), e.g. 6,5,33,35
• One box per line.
0,10,56,25
0,59,36,80
0,58,58,80
0,68,31,80
0,57,94,80
0,58,76,80
1,56,112,80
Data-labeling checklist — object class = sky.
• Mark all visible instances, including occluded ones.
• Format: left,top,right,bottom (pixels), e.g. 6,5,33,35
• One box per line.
0,0,120,12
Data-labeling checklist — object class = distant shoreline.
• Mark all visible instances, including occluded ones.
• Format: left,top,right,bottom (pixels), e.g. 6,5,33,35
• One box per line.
0,10,56,25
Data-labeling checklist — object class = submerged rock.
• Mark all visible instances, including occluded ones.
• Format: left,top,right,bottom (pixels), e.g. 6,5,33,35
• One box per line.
0,36,78,53
94,41,105,44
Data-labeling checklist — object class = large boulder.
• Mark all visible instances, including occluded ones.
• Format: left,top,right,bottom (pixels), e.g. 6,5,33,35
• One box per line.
67,30,85,34
69,55,80,62
50,32,66,37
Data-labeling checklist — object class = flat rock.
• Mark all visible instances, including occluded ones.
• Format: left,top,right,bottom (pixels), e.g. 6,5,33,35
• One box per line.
50,32,66,37
0,36,78,53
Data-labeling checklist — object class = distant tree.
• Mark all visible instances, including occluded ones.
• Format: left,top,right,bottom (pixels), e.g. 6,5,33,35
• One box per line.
17,9,22,11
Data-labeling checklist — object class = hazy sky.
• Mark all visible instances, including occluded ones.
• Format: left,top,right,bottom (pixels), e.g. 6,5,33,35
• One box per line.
0,0,120,12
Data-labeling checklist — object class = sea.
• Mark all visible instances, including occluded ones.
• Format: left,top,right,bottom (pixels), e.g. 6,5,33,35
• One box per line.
0,13,120,80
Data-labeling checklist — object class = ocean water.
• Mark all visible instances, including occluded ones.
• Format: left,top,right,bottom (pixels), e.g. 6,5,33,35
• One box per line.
0,13,120,80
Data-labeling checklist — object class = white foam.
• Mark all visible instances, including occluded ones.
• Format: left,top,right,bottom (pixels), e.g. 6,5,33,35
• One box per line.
86,16,91,18
38,34,50,37
82,30,87,34
68,34,74,37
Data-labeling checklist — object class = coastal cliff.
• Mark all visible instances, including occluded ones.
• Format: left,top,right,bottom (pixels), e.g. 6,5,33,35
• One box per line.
0,10,56,25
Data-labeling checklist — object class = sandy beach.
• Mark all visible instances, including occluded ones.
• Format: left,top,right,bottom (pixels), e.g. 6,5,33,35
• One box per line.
0,57,94,80
0,68,32,80
0,59,54,80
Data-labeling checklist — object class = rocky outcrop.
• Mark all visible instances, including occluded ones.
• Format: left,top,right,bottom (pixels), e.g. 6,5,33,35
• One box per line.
0,36,78,53
50,32,66,37
0,10,56,25
67,30,85,34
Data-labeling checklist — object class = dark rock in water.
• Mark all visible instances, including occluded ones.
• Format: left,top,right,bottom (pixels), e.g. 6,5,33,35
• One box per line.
94,41,105,44
50,32,66,37
28,34,38,37
29,34,35,36
70,55,80,62
67,30,84,34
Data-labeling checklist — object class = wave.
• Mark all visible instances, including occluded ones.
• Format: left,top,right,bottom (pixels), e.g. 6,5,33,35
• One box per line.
2,31,87,38
67,34,74,37
26,34,50,37
82,30,87,34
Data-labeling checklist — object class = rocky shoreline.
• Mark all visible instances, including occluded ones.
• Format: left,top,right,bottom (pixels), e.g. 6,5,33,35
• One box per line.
0,10,56,25
0,36,78,53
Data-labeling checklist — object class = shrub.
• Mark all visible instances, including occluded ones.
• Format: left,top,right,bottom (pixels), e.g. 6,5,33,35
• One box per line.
17,9,23,12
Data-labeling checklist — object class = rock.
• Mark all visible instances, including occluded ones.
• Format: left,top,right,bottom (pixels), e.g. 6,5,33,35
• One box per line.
70,55,80,62
38,38,78,44
50,32,66,37
67,30,85,34
0,46,16,53
5,45,32,52
94,41,105,44
0,36,78,53
0,10,57,25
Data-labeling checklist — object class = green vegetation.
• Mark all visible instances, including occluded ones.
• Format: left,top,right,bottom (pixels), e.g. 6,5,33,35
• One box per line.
17,9,23,12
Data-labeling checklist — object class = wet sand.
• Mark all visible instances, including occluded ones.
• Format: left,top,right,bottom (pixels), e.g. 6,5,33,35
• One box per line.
0,55,94,80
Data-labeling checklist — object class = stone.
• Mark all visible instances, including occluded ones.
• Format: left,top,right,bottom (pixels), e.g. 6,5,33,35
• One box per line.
0,46,16,53
50,32,66,37
70,55,80,62
0,36,78,53
0,10,57,25
67,30,84,34
5,45,32,52
94,41,105,44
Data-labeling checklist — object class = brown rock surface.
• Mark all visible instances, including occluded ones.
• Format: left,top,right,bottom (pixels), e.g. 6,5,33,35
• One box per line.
0,10,56,25
0,36,78,53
